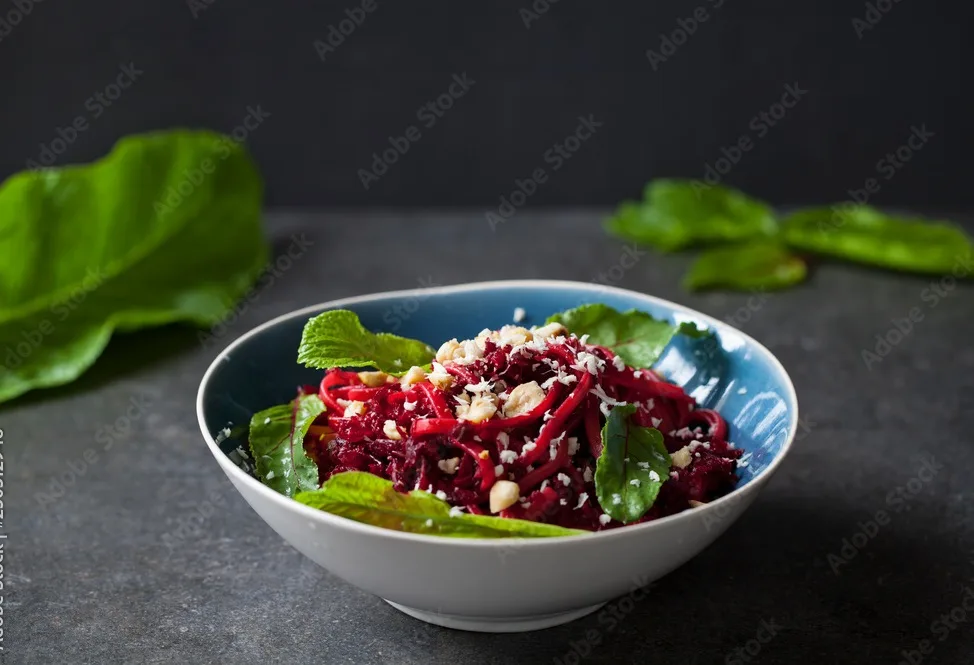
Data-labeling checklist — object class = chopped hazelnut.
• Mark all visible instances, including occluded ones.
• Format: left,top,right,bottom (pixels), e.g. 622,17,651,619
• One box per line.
531,322,568,340
357,370,390,387
343,401,367,417
437,457,460,474
502,381,546,418
474,329,493,352
670,446,692,469
435,339,461,364
497,325,533,347
400,365,426,388
382,419,402,440
457,394,497,423
427,362,454,390
489,480,520,513
436,338,484,366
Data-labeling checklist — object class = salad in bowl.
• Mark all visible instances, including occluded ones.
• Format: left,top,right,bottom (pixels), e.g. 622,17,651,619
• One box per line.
198,281,797,631
246,304,741,536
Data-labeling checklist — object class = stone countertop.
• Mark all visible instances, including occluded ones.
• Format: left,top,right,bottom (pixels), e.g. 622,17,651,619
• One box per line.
11,210,974,664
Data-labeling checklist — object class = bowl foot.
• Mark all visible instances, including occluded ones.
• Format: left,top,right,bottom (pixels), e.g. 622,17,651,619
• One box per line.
384,599,606,633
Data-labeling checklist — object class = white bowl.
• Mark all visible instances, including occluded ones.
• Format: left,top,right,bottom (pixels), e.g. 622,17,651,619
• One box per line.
197,281,798,632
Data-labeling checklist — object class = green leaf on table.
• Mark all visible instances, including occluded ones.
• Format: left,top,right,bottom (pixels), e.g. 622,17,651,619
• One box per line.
594,404,672,524
604,179,778,252
683,241,808,291
781,205,974,274
295,471,586,538
0,130,267,403
298,309,435,374
249,394,326,497
547,303,709,369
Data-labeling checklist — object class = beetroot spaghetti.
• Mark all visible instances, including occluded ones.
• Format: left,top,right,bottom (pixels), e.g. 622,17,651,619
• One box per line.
298,322,741,531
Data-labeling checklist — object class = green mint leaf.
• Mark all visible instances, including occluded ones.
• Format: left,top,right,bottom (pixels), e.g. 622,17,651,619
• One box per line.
0,130,267,403
683,241,808,291
249,394,326,497
295,471,586,538
604,179,777,252
594,404,671,523
297,309,435,374
781,206,974,274
547,303,707,368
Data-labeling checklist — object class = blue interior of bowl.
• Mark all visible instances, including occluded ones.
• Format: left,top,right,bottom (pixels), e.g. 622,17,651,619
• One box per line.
200,283,797,487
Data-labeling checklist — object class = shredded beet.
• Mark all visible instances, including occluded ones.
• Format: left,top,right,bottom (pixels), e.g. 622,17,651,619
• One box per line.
302,328,741,531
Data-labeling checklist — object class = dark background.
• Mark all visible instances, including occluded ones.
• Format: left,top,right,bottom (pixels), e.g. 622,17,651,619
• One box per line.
1,0,968,208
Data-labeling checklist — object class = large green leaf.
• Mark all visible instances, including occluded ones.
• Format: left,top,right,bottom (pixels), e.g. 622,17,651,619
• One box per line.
604,180,777,252
295,471,586,538
684,241,808,291
781,206,974,274
0,130,267,402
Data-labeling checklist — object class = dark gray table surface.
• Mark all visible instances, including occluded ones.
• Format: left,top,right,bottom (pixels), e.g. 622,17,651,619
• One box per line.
12,210,974,664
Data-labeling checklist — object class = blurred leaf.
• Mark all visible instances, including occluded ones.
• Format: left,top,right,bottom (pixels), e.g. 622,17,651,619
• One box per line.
781,205,974,274
0,130,267,402
604,179,777,252
684,241,807,291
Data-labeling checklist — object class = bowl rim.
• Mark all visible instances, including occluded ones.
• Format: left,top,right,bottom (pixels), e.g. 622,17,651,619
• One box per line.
196,279,799,548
